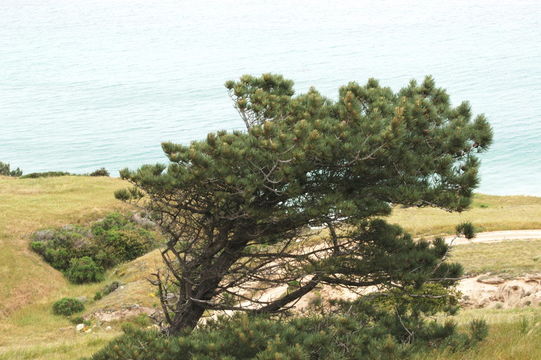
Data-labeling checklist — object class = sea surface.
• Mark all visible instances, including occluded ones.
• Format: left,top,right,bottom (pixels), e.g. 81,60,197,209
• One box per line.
1,0,540,195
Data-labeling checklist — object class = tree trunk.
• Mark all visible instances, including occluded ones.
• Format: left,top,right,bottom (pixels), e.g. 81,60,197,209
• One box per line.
167,301,206,334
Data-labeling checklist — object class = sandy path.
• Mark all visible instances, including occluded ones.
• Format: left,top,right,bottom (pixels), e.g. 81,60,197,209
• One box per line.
443,229,541,245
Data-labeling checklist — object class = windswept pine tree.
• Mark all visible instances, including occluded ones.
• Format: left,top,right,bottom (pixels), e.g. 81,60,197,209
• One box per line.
116,74,492,334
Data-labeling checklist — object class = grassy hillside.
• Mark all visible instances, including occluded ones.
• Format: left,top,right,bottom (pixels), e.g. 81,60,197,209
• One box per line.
0,176,130,359
0,176,540,359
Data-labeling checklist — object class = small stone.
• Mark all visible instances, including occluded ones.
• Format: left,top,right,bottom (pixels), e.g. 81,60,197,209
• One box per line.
105,326,112,331
76,324,85,332
477,276,505,285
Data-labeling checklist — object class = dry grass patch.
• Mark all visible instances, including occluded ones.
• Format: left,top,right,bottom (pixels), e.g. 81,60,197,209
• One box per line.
388,194,541,236
449,239,541,276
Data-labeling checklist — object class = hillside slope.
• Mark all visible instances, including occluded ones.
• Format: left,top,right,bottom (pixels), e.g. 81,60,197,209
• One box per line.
0,176,540,359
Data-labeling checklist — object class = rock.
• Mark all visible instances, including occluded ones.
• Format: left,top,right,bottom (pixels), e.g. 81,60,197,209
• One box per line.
494,280,541,308
477,276,505,285
75,324,85,332
31,229,55,242
76,296,88,303
105,326,112,331
132,212,156,228
90,306,156,323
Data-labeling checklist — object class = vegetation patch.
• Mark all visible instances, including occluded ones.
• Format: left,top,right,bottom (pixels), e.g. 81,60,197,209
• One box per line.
88,168,110,177
21,171,73,179
30,213,160,283
52,298,85,317
0,161,23,177
85,306,488,360
450,239,541,276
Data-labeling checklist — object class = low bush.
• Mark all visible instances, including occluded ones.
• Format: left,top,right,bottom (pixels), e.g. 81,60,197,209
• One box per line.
52,298,84,316
66,257,105,284
31,213,160,284
89,168,110,177
85,310,488,360
102,228,155,263
102,281,121,295
0,161,23,177
21,171,72,179
31,226,95,271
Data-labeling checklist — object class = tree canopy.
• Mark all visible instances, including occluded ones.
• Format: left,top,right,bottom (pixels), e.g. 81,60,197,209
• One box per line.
116,74,492,334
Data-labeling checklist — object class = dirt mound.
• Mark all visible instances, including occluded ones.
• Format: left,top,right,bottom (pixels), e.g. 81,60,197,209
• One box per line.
459,274,541,309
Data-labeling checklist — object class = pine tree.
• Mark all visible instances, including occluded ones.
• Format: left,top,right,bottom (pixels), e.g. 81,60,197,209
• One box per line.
116,74,492,334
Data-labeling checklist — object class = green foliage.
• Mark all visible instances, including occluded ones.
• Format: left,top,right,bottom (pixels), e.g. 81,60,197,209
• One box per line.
20,171,72,178
52,297,84,316
116,74,493,333
86,311,487,360
469,319,489,343
89,168,110,177
66,256,105,284
30,213,160,283
0,161,23,177
456,222,476,239
30,226,94,271
101,229,154,263
70,316,85,324
102,281,121,295
94,281,121,301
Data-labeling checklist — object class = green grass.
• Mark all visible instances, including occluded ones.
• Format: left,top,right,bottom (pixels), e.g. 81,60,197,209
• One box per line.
450,239,541,276
416,307,541,360
0,176,129,359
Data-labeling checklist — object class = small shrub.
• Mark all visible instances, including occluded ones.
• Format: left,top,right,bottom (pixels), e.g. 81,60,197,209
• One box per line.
126,314,152,328
70,316,85,324
52,298,84,316
91,213,130,237
101,228,154,263
94,292,103,301
66,257,105,284
31,226,94,271
456,222,476,239
0,161,23,177
102,281,121,295
31,212,160,283
89,168,110,177
469,319,489,343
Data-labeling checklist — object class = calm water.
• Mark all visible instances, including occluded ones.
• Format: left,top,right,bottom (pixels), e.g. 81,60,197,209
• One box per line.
1,0,540,195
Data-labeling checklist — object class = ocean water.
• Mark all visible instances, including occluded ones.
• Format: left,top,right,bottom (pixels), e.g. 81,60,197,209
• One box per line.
1,0,540,195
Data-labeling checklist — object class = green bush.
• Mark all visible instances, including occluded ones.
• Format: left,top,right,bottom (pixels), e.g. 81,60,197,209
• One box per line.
102,281,121,295
91,213,130,237
89,168,110,177
30,213,160,284
0,161,23,177
85,311,487,360
101,228,154,263
20,171,72,179
52,298,84,316
31,226,95,271
66,257,105,284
